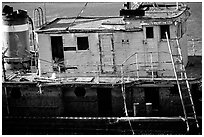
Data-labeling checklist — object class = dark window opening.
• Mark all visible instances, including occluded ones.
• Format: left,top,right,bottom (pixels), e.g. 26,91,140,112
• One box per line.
144,87,159,109
74,87,86,97
146,27,154,38
64,47,76,51
160,25,170,39
97,88,112,116
77,37,89,50
170,85,179,95
10,87,21,99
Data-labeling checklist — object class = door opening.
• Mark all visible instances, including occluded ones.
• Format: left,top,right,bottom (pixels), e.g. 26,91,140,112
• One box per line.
99,34,115,73
144,87,159,110
51,36,64,71
97,88,112,116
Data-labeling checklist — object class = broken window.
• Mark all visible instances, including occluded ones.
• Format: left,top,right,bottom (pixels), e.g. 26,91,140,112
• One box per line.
77,37,89,50
144,87,159,109
146,27,154,38
160,25,170,39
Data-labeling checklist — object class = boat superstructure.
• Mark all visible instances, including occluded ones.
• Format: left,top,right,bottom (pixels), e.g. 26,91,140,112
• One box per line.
2,2,201,135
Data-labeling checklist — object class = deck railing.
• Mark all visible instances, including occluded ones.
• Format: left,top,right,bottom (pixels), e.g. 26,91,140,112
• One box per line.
38,49,184,81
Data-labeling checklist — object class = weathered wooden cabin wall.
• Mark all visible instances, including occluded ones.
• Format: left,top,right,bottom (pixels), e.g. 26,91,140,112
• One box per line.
37,17,189,77
37,31,147,76
63,33,100,74
113,31,145,74
38,34,53,73
158,23,188,77
178,33,188,65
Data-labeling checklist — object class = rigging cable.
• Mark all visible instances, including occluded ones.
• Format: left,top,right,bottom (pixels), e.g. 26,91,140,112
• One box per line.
66,2,88,31
121,65,135,135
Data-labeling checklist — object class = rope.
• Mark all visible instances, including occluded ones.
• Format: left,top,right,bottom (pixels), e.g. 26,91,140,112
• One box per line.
66,2,88,31
121,66,135,134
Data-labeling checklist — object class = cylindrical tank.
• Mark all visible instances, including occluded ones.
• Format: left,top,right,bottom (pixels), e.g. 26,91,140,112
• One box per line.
2,5,30,70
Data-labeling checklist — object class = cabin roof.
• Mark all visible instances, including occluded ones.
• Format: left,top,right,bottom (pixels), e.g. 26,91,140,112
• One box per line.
36,4,189,33
37,17,129,32
37,16,127,33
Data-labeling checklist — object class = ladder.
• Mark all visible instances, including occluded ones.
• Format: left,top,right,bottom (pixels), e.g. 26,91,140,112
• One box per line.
165,32,199,133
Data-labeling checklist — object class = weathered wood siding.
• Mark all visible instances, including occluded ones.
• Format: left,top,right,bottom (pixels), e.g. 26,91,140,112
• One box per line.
38,34,53,74
63,33,100,75
37,22,188,77
113,31,146,76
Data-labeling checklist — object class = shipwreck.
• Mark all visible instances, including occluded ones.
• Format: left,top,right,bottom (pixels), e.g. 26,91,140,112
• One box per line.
2,2,202,134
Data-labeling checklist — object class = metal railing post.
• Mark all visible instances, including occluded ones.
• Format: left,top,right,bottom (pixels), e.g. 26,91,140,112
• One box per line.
135,53,139,79
150,52,154,80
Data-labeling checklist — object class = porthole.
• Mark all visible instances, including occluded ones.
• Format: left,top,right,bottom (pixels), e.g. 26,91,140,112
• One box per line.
74,87,86,97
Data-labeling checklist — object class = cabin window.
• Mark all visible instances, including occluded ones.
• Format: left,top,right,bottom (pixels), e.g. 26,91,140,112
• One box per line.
160,25,170,39
10,87,21,99
77,37,89,50
146,27,154,38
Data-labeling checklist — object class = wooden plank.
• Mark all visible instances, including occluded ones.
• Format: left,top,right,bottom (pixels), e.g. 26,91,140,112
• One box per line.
7,74,18,81
75,77,94,82
3,116,190,122
133,83,174,88
99,77,120,83
117,117,185,122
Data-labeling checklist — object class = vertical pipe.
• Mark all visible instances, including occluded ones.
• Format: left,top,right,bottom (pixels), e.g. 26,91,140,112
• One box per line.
43,3,47,24
135,53,139,79
176,2,179,10
133,103,139,117
38,7,44,26
2,58,10,115
146,103,152,116
2,58,7,82
95,64,99,84
150,52,154,80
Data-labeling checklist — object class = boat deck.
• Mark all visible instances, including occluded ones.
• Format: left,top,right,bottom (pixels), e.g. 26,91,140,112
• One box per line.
2,56,202,88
